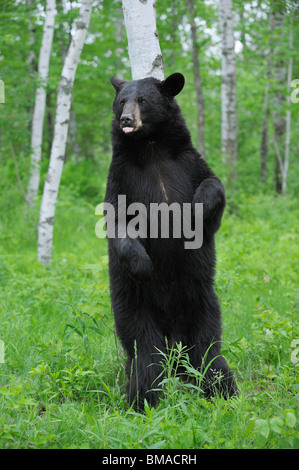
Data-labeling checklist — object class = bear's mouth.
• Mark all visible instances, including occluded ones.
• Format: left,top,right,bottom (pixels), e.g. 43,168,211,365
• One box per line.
120,124,143,135
122,126,135,134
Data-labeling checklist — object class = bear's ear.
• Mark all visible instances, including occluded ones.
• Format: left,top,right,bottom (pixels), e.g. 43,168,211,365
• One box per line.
110,76,125,92
160,73,185,97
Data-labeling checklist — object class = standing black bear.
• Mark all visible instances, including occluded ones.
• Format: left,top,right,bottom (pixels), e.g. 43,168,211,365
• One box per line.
105,72,238,411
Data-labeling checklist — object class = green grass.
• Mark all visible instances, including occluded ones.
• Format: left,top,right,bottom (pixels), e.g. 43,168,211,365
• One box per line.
0,182,298,449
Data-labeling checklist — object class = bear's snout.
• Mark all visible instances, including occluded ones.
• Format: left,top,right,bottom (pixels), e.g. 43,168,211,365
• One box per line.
120,101,143,133
120,113,134,128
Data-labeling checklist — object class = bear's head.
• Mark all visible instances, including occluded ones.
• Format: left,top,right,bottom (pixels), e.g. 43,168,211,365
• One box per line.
110,73,185,139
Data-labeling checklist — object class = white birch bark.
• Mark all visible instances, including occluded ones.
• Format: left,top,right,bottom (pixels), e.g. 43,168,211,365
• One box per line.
219,0,238,178
37,0,92,265
187,0,205,158
271,4,286,194
27,0,37,78
282,17,293,194
122,0,164,80
274,17,293,195
27,0,56,208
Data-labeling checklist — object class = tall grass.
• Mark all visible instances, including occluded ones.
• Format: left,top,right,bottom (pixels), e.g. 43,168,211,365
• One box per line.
0,176,298,449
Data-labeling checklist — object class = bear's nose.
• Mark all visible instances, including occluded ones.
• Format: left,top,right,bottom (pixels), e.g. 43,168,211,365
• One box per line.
120,114,134,127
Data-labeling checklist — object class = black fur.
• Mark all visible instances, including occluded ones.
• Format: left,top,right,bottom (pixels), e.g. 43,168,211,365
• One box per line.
105,73,238,411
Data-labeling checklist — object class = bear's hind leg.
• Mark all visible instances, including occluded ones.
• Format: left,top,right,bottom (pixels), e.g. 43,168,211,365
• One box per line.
202,354,239,399
186,340,239,400
126,350,163,412
117,311,166,412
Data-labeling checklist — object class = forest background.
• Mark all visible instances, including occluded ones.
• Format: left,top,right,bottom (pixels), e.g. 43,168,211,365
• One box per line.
0,0,298,449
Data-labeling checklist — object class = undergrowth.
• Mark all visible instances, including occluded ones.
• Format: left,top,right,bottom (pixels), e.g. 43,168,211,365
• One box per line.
0,184,298,449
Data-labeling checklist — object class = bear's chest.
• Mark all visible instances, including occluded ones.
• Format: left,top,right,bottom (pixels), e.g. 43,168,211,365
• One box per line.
122,152,194,207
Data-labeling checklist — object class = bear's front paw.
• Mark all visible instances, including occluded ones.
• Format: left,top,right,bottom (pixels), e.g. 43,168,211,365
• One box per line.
193,178,225,233
117,241,153,281
114,238,153,281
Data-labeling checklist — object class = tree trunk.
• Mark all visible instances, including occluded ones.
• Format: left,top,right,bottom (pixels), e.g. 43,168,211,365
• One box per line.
260,54,272,184
116,4,125,79
27,0,37,78
46,90,54,156
282,16,293,194
122,0,164,80
27,0,56,208
273,16,293,195
260,92,269,184
187,0,205,159
219,0,238,179
60,34,81,163
37,0,92,265
270,2,286,194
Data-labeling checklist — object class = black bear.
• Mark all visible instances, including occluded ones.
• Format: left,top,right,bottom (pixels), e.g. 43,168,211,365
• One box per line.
105,72,238,411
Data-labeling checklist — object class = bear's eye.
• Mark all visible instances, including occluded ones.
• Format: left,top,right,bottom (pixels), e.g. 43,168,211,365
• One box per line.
138,97,146,104
120,99,125,106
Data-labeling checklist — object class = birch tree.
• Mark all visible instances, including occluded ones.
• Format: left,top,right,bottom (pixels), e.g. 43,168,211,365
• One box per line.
283,17,293,194
260,9,274,184
27,0,56,208
271,1,293,195
260,58,271,184
37,0,92,265
27,0,37,79
122,0,164,80
219,0,238,179
187,0,205,158
271,3,285,194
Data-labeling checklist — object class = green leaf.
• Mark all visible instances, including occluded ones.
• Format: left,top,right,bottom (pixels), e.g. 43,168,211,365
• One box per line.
255,419,270,439
18,398,37,406
270,417,283,434
64,324,83,338
88,325,103,336
285,412,296,429
83,311,100,329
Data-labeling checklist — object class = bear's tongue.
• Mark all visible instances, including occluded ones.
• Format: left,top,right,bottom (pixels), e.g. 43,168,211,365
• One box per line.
122,127,134,134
